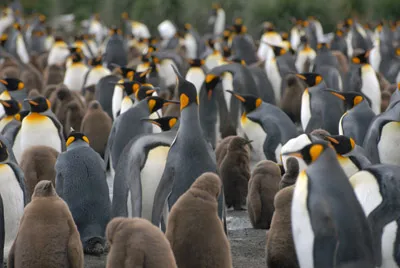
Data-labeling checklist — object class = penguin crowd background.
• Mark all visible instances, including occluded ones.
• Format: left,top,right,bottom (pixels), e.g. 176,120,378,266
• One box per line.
0,1,398,267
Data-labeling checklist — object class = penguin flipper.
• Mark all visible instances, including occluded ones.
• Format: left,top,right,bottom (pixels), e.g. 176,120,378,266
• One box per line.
152,165,175,228
263,128,281,163
130,164,142,218
111,156,130,218
55,158,66,199
104,124,117,171
47,114,66,151
8,162,26,205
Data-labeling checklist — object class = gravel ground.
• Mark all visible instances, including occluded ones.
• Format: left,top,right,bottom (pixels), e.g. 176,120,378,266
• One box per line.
84,210,267,268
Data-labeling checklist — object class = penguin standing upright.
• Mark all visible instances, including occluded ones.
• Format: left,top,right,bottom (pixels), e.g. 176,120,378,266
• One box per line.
330,28,348,57
182,23,197,59
0,140,25,261
325,90,375,145
83,56,111,88
185,59,205,95
63,52,89,92
111,66,135,120
47,37,69,66
257,22,282,62
0,99,20,132
230,19,258,65
18,96,65,163
209,3,225,37
295,37,316,73
285,141,375,268
152,67,225,230
104,27,128,70
8,23,29,64
204,39,223,71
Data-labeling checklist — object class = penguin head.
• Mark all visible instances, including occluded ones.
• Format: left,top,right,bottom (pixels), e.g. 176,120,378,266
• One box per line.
206,39,216,50
205,73,220,99
0,78,25,91
0,141,9,163
70,52,84,63
68,46,83,55
15,110,29,122
184,23,192,32
322,134,355,155
270,45,287,57
295,73,323,87
113,65,135,80
188,59,205,68
116,80,141,96
281,32,289,41
38,14,46,23
352,51,370,64
336,28,344,37
227,90,262,115
136,84,156,101
317,42,330,50
222,46,232,58
141,116,178,131
134,69,151,84
0,33,7,46
25,96,51,113
146,96,179,113
172,65,198,111
0,99,21,116
282,141,331,165
109,26,122,36
233,18,247,34
324,89,366,110
89,56,103,67
13,23,21,31
223,28,232,41
121,12,129,20
66,131,90,147
262,22,275,33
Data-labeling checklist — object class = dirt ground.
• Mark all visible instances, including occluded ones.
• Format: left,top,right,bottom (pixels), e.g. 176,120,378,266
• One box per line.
84,210,267,268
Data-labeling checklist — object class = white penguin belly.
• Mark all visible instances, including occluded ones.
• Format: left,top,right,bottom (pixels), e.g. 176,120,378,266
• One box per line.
85,68,111,87
301,89,311,131
160,60,177,88
292,171,315,268
48,46,69,66
381,221,398,268
0,164,24,260
63,64,89,91
241,117,266,162
185,68,205,95
136,63,149,73
184,34,197,59
205,54,222,71
20,117,62,157
378,122,400,165
369,46,381,72
0,117,13,133
275,143,282,165
338,113,345,135
16,35,29,64
140,146,170,221
337,155,359,178
149,112,161,134
266,59,282,105
112,83,124,119
222,72,233,112
120,96,134,115
361,65,381,114
281,134,311,172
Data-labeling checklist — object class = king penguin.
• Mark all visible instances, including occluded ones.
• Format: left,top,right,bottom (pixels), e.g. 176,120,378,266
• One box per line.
285,141,376,268
83,56,111,88
47,36,69,66
325,90,376,145
0,99,20,132
18,96,65,163
0,139,25,261
152,66,226,232
111,65,135,120
185,59,206,95
104,27,128,70
112,116,179,220
63,52,89,92
0,78,26,104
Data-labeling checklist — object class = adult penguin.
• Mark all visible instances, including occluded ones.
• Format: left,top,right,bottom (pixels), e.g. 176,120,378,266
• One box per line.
227,91,297,163
185,59,206,95
331,28,348,57
18,96,65,163
83,55,111,88
95,74,119,119
2,110,28,150
350,51,381,114
47,36,69,66
63,52,89,92
284,141,375,268
345,18,373,55
297,73,344,134
325,90,375,145
350,164,400,268
290,19,304,52
363,100,400,165
295,36,316,73
204,39,223,71
257,22,282,62
55,131,111,255
111,65,135,119
378,45,400,84
0,139,25,261
7,23,29,64
152,67,225,232
208,3,225,37
0,78,26,106
105,96,178,171
114,80,140,115
230,19,258,65
0,99,20,132
104,27,128,70
312,43,343,90
112,116,179,220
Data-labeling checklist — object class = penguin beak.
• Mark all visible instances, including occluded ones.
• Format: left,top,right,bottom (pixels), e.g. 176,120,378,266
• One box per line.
0,100,10,108
163,100,180,106
226,90,246,103
324,89,345,101
24,99,39,106
295,74,306,80
145,89,156,95
140,118,161,126
324,135,340,145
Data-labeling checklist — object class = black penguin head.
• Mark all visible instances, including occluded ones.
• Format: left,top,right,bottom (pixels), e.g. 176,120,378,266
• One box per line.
0,99,21,116
207,39,216,50
317,42,330,50
205,73,220,100
15,110,29,122
295,73,323,87
70,52,84,63
188,59,205,68
141,116,178,131
0,141,9,162
270,45,287,57
134,69,151,84
68,46,82,55
109,26,122,36
146,96,179,113
136,85,156,101
13,22,21,31
66,131,90,147
262,22,275,33
233,17,246,34
223,28,232,41
222,46,231,58
226,90,262,114
0,33,7,46
0,78,24,91
335,28,344,37
113,65,135,80
116,80,141,96
282,141,331,165
324,89,366,109
281,32,289,41
89,56,103,67
25,96,51,113
322,134,355,155
184,23,192,32
352,51,370,64
172,65,198,111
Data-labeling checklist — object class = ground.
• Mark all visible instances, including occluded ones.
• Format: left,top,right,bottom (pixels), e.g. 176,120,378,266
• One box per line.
84,210,267,268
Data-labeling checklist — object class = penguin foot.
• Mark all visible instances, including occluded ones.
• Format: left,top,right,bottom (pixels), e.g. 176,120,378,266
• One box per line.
84,238,105,256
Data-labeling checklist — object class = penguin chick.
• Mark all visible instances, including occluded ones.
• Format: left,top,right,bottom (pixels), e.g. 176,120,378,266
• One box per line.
247,160,281,229
219,136,251,210
215,136,235,167
20,145,59,203
106,217,177,268
166,172,232,268
27,89,41,98
279,157,299,190
280,74,305,123
81,101,112,158
266,185,299,268
43,64,64,87
65,101,85,136
7,180,84,268
381,90,391,112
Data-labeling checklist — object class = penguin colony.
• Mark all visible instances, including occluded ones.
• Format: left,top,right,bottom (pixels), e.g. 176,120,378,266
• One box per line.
0,2,398,268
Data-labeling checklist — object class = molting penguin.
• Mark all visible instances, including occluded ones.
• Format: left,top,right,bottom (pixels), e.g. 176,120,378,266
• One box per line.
18,96,65,163
63,52,89,92
285,141,375,268
325,90,376,145
152,67,225,231
0,140,25,261
297,73,344,134
55,131,111,255
185,59,206,95
227,90,298,163
112,116,179,220
0,99,20,132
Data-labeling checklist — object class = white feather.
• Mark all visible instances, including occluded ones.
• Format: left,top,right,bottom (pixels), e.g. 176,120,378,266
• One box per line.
301,89,311,131
84,66,111,88
378,122,400,165
63,63,89,92
361,64,381,114
16,34,29,64
185,67,205,96
47,42,69,66
280,134,311,172
214,9,225,36
266,58,282,104
112,83,124,120
241,116,266,162
184,34,197,59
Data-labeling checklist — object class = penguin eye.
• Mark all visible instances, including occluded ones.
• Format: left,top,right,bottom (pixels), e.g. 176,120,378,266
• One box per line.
353,96,363,106
309,144,324,162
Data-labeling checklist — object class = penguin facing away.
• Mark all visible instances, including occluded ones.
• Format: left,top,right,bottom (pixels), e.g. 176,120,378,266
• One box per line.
7,180,84,268
55,131,111,255
284,141,375,268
